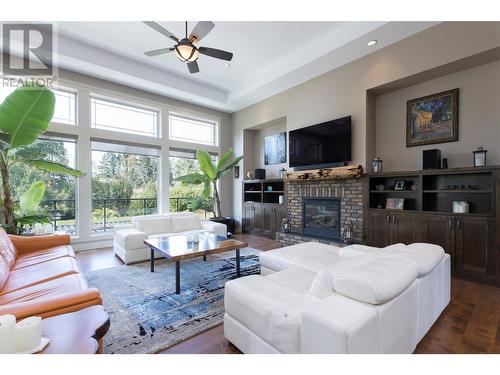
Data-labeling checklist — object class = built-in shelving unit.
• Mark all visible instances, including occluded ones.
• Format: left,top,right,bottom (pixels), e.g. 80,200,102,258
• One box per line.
243,179,285,204
368,166,496,216
242,179,286,239
365,165,500,286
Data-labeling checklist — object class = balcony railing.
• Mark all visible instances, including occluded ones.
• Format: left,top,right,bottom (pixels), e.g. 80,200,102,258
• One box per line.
21,197,212,235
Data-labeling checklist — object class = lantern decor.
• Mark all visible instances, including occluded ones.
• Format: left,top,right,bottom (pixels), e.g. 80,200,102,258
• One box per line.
473,146,487,167
279,168,287,179
372,157,383,173
341,219,354,244
281,215,291,233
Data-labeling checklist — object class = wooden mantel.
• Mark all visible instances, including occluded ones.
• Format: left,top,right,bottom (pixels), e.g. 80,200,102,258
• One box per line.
284,165,364,182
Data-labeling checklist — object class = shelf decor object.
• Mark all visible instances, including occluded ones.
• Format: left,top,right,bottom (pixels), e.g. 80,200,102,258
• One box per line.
0,314,16,353
406,88,459,147
473,146,487,167
372,157,383,173
284,165,363,182
394,180,406,191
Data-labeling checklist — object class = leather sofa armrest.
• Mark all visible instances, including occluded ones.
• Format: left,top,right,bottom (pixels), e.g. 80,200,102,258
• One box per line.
201,220,227,237
301,294,378,354
0,288,102,320
9,234,71,255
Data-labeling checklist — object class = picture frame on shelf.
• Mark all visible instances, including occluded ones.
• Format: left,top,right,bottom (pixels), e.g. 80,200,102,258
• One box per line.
394,180,406,191
386,198,405,210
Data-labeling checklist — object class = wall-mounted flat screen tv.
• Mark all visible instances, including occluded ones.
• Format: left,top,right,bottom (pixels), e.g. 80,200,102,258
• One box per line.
289,116,351,169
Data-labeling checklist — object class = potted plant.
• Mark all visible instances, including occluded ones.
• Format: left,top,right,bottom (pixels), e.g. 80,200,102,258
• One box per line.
0,85,84,234
175,149,243,235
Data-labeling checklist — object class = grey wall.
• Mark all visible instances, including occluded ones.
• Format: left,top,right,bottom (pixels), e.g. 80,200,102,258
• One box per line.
375,60,500,171
231,22,500,225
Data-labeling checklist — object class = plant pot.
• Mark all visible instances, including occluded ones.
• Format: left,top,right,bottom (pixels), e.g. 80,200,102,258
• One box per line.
209,217,235,237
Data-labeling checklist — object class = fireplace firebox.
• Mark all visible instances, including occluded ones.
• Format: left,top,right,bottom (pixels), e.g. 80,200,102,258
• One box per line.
302,198,341,239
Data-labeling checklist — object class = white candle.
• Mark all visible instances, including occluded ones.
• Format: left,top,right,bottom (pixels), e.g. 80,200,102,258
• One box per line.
0,314,16,354
15,316,42,353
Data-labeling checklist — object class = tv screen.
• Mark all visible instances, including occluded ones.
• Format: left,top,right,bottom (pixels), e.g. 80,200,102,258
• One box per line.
289,116,351,168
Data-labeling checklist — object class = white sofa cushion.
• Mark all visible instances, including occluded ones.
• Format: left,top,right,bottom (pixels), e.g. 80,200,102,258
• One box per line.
224,275,319,353
266,267,318,294
332,258,418,305
388,243,445,276
115,228,148,250
259,242,341,273
135,216,172,235
170,214,202,233
309,254,378,298
201,220,227,237
339,243,405,258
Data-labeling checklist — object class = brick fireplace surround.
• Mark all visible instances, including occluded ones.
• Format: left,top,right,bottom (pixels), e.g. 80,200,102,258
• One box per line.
276,178,366,247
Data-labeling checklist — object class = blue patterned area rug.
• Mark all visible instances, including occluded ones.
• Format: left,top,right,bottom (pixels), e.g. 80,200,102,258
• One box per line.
85,248,261,354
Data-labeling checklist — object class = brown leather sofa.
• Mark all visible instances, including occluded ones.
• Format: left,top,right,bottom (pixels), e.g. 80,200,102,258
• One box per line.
0,228,102,320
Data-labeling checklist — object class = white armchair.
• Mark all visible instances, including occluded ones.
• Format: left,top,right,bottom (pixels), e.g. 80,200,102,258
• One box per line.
113,213,227,264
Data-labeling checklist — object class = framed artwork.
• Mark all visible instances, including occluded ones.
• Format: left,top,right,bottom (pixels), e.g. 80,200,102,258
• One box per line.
406,89,459,147
386,198,404,210
264,132,287,165
394,180,405,191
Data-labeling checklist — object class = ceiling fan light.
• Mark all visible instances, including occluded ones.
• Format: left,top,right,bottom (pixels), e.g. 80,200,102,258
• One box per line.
175,44,199,62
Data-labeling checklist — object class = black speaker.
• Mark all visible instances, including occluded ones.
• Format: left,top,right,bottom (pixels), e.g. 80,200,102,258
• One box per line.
423,149,441,170
255,168,266,180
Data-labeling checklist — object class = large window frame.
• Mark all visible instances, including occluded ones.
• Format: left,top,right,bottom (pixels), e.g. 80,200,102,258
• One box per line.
31,77,222,247
169,113,219,147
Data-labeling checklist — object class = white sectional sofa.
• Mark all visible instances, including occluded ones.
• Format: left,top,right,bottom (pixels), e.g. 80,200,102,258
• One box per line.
224,241,450,354
113,212,227,264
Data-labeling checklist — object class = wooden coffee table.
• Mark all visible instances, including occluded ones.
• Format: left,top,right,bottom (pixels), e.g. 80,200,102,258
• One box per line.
144,234,248,294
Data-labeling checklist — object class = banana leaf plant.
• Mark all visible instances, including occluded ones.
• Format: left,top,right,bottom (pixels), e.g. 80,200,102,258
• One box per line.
175,150,243,218
15,181,52,234
0,86,84,234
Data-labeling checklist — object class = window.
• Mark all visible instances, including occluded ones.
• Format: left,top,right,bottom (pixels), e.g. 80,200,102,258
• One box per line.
10,137,78,235
91,97,159,137
91,141,160,233
52,89,76,125
169,149,215,218
169,115,218,146
0,86,76,125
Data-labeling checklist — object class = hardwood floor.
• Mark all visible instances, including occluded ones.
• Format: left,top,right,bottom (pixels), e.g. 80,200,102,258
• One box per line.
76,234,500,354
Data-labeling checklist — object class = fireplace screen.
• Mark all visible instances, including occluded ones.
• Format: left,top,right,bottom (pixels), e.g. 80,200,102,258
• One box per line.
303,198,341,239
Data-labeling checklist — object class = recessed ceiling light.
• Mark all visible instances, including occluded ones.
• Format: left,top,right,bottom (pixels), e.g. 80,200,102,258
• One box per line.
253,94,260,98
367,40,377,47
225,63,231,68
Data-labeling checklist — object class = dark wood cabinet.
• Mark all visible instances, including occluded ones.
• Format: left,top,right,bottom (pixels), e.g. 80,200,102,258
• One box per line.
262,204,284,236
454,217,496,281
242,180,285,239
366,166,500,286
417,214,455,256
243,202,261,233
366,211,392,247
366,211,417,246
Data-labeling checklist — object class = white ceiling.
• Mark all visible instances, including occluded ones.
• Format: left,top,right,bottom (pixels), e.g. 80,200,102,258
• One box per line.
5,21,440,112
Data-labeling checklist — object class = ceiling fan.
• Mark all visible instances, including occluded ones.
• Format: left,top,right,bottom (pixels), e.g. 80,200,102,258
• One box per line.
143,21,233,74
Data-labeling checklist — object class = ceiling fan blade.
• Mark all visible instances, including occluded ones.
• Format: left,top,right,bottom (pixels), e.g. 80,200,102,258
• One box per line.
187,61,200,74
189,21,215,42
143,21,179,42
144,48,174,57
198,47,233,61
